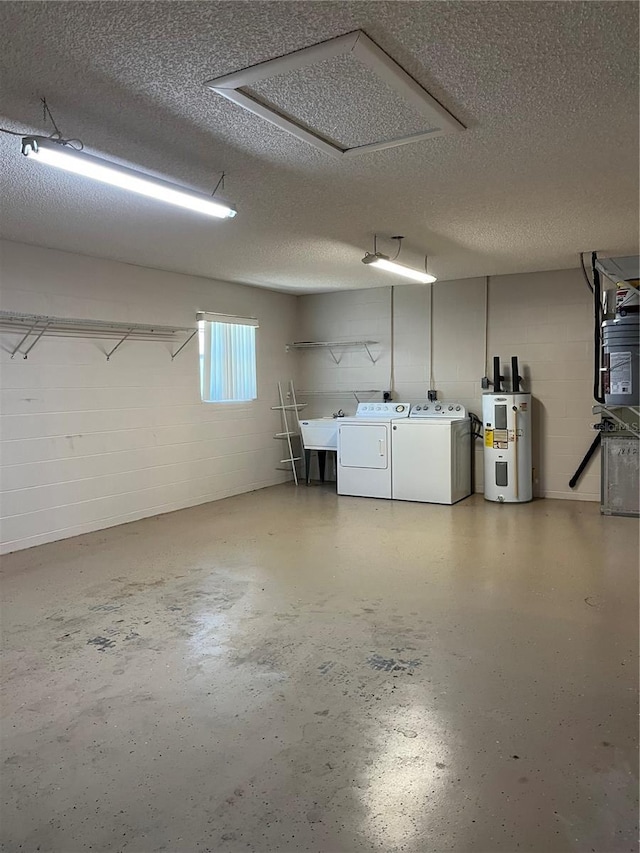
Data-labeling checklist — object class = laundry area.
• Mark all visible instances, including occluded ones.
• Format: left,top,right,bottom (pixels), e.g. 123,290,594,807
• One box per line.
0,3,638,853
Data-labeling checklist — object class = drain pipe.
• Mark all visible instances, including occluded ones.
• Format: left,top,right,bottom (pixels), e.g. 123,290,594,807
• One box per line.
592,252,605,404
569,432,602,489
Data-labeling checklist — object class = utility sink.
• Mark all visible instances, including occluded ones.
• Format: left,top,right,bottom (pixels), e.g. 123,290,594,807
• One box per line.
299,418,338,451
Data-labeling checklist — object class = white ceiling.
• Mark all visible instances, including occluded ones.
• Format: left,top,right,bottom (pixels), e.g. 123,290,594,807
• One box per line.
0,1,638,294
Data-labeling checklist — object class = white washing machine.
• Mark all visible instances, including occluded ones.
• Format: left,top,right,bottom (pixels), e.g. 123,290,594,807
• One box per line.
392,402,472,504
337,402,411,498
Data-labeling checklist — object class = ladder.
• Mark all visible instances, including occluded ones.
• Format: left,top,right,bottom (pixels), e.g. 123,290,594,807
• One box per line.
272,380,307,485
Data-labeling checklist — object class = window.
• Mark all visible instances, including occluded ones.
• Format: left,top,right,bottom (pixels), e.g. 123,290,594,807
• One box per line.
197,312,258,403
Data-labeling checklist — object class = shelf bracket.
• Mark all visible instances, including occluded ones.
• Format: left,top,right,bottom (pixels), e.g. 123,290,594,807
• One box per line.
10,319,41,359
106,329,134,361
362,343,376,363
171,329,198,361
22,322,50,359
594,404,640,439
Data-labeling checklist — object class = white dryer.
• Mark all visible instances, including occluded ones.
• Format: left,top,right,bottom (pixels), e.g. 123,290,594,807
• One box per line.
392,403,472,504
337,402,411,499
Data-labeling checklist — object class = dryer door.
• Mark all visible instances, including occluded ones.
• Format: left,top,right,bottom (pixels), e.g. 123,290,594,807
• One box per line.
339,423,388,469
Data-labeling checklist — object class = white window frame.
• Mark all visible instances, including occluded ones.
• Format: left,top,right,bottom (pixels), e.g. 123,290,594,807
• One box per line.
197,311,259,404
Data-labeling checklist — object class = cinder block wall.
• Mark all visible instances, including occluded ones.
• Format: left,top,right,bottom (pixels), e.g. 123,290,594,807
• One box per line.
0,239,299,553
297,268,598,500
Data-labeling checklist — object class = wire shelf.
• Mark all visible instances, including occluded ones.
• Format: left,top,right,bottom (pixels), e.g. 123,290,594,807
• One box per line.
0,311,197,360
286,340,379,364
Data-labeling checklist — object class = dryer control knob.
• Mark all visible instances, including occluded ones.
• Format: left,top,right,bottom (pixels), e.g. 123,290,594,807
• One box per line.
448,406,454,411
435,405,442,411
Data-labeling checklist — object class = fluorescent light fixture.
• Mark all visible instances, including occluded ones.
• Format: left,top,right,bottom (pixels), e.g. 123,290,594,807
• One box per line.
362,252,436,284
21,137,237,219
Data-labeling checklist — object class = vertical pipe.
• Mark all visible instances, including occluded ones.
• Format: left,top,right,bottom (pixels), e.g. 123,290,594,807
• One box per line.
592,252,605,404
493,356,502,392
428,282,435,392
511,356,520,393
513,406,519,500
389,286,395,396
483,276,489,378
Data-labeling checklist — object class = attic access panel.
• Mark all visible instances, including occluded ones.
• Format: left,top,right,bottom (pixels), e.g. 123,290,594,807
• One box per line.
204,31,464,159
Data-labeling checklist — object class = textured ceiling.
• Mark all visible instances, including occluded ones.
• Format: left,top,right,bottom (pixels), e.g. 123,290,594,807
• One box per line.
0,1,638,293
246,52,433,149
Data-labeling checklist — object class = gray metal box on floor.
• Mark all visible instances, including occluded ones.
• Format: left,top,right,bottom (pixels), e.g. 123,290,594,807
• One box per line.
601,433,640,517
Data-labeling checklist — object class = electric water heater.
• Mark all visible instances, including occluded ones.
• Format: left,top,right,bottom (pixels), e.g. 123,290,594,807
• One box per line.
483,356,533,503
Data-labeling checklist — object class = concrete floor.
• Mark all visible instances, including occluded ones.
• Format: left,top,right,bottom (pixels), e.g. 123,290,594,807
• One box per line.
1,486,638,853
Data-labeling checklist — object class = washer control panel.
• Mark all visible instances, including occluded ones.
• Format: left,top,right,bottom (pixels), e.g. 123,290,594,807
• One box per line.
409,403,467,419
355,403,411,419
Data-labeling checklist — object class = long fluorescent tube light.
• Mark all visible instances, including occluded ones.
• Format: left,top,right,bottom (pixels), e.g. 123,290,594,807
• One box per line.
21,137,237,219
362,252,436,283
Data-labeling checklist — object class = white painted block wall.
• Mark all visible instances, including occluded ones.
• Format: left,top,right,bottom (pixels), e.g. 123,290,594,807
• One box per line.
0,240,299,553
297,268,599,501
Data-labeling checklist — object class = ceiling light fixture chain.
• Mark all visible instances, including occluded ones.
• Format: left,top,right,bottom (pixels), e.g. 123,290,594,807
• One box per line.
0,96,81,147
211,171,226,197
40,97,84,150
41,97,61,139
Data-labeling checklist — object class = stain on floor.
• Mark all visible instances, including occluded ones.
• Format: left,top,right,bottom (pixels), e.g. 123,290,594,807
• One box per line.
1,487,638,852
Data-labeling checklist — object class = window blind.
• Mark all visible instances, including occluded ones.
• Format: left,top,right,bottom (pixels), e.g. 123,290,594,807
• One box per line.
198,315,258,403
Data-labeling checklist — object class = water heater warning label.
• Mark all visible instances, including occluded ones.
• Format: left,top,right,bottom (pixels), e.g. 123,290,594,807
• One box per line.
485,429,493,448
494,429,509,447
610,351,632,395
